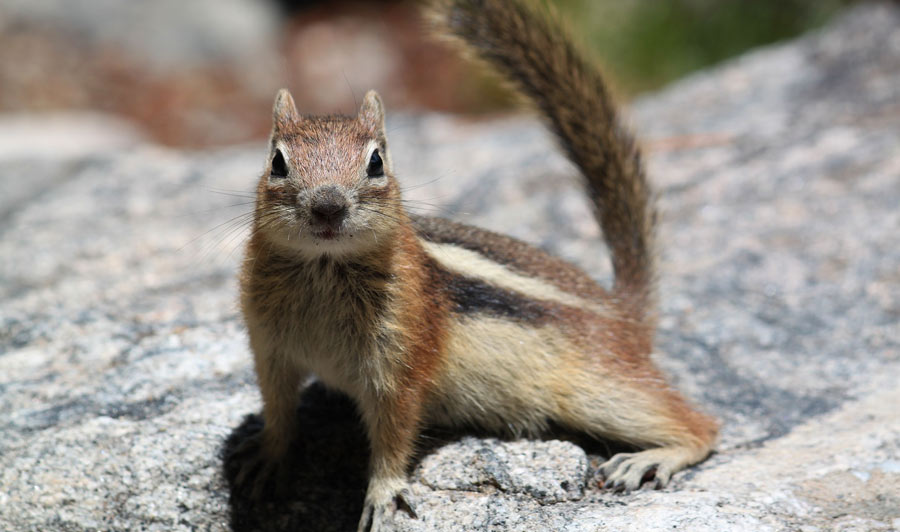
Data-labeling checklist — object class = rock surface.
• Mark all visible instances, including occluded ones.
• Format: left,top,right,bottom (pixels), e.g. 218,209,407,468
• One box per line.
2,4,899,531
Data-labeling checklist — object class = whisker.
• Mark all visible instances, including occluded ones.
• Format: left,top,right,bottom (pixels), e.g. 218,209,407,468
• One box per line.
399,175,446,192
366,198,450,211
224,221,268,262
220,218,265,260
193,206,288,266
229,214,295,260
205,187,258,199
385,122,420,134
179,211,255,253
215,212,286,264
366,193,451,205
360,198,453,216
173,201,257,218
342,69,358,111
194,214,257,264
356,206,406,225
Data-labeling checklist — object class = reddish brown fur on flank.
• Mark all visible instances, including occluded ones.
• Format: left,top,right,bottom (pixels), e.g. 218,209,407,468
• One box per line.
384,223,452,387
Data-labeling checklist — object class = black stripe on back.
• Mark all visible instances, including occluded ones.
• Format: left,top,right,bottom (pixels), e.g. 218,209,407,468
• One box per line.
423,255,549,323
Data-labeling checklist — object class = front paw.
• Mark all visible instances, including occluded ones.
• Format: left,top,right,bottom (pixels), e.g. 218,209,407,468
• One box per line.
226,432,285,500
357,484,417,532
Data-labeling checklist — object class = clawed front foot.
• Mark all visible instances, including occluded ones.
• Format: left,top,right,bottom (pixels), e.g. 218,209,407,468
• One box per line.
227,431,288,500
357,482,417,532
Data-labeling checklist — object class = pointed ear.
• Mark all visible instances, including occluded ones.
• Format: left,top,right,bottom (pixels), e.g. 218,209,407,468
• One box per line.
272,89,299,131
359,90,386,134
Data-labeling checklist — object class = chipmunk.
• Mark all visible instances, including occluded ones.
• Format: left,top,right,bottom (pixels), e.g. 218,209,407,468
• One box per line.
236,0,718,530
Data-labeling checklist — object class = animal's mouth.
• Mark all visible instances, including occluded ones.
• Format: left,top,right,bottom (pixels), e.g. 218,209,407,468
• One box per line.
313,228,339,240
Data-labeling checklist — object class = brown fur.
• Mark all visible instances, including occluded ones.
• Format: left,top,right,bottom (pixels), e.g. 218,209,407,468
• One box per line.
237,2,718,530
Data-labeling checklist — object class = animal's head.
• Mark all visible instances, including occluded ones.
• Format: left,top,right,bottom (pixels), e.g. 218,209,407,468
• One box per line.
254,89,404,259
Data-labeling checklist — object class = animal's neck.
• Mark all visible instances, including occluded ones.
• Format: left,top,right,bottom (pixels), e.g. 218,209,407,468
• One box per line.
249,223,425,299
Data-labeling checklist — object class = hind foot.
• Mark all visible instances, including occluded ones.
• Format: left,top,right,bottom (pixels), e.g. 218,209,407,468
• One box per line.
599,446,705,493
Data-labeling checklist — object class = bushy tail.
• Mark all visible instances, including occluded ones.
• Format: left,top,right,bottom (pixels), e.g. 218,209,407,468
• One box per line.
430,0,657,322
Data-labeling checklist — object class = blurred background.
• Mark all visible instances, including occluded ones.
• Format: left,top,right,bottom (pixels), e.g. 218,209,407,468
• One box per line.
0,0,852,149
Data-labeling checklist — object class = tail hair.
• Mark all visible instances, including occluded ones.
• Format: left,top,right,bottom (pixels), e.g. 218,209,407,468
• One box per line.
429,0,657,322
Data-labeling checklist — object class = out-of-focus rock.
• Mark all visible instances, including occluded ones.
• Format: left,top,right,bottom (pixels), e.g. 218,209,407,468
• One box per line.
0,0,282,148
0,0,277,71
0,0,494,148
1,3,898,531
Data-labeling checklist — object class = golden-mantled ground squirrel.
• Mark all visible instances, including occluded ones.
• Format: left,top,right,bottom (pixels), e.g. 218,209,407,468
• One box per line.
236,0,718,530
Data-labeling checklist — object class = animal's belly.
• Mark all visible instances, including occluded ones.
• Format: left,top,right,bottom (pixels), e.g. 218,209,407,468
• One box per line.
426,315,580,436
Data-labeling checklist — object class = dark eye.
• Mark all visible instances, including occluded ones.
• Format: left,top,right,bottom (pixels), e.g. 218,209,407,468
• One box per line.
270,149,288,179
366,149,384,178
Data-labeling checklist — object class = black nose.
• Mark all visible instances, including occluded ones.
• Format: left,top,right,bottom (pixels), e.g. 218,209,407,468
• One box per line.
310,186,349,225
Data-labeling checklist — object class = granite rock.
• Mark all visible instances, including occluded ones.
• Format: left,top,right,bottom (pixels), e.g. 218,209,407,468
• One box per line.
2,3,899,531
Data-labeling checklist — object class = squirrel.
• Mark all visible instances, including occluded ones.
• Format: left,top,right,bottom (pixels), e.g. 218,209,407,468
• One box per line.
235,0,718,530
